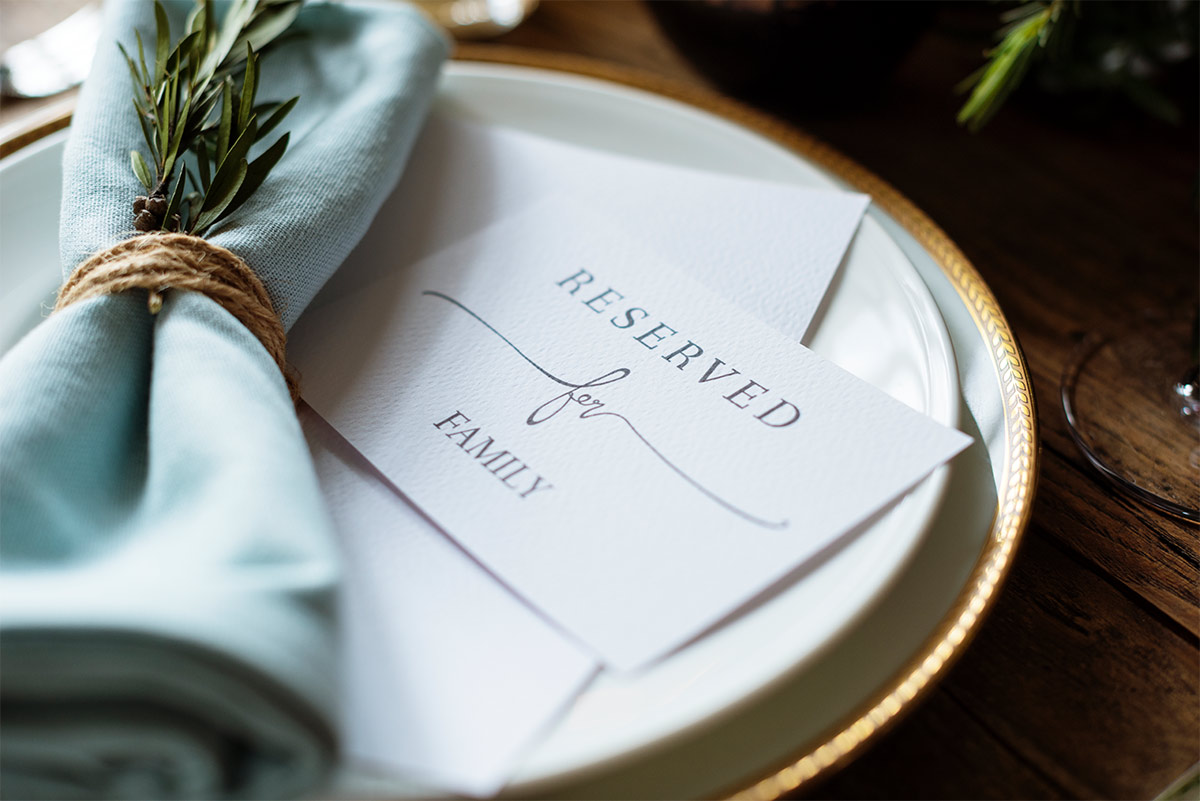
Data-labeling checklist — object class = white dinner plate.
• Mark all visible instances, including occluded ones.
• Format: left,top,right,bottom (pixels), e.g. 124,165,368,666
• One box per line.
0,53,1037,799
430,62,958,785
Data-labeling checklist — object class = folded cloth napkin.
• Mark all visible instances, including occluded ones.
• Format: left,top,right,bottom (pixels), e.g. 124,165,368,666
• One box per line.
0,1,448,798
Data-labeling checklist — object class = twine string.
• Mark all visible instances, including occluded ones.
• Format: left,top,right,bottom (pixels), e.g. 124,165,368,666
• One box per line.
55,233,299,402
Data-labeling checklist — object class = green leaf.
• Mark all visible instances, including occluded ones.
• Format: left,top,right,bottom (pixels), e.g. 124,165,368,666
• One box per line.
202,0,255,77
203,117,257,212
182,164,200,192
186,83,222,138
215,131,288,224
153,2,169,86
238,45,257,130
164,71,177,144
153,71,167,108
163,85,192,177
202,0,217,50
197,141,211,191
227,115,258,169
134,30,150,85
166,31,200,75
216,79,233,161
181,165,199,207
135,105,158,159
958,39,1038,130
192,158,247,235
187,35,201,87
157,74,170,159
186,2,204,37
956,1,1058,131
255,95,297,141
116,42,146,94
184,0,211,86
131,150,154,190
235,1,303,58
162,172,187,231
190,0,218,85
1000,2,1045,25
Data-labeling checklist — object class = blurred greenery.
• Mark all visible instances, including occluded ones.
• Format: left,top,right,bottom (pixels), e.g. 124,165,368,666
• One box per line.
958,0,1199,131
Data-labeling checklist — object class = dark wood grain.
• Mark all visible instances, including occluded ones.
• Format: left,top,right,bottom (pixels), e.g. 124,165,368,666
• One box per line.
806,530,1199,800
797,679,1076,801
2,2,1195,799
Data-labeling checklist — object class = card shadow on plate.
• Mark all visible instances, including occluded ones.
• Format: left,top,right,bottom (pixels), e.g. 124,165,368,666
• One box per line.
645,386,996,677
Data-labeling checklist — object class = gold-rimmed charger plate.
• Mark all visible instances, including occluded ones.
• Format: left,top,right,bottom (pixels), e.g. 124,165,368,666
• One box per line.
443,46,1037,800
0,46,1037,800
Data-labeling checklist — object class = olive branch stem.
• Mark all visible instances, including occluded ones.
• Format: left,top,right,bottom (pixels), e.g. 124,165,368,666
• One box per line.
956,0,1069,132
121,0,302,237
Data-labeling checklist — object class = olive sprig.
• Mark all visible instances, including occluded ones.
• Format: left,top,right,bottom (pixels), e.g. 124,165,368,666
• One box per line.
956,1,1069,132
121,0,302,236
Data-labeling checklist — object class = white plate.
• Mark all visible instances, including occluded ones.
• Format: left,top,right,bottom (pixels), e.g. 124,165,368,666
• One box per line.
0,57,1036,800
428,62,957,788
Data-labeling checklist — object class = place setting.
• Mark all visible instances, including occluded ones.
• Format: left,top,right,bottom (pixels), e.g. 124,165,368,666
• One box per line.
0,2,1038,799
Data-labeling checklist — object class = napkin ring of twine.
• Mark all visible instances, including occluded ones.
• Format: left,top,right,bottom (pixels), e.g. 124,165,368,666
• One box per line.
55,232,299,402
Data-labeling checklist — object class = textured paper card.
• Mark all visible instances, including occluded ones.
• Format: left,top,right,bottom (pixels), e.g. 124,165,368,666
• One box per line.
321,115,870,344
302,410,597,797
290,200,972,669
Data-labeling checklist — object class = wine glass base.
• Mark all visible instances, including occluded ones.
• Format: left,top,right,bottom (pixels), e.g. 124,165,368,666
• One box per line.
1061,322,1200,524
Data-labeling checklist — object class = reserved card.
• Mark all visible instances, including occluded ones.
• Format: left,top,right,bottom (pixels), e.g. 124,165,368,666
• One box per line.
302,410,597,796
290,199,971,669
321,115,870,344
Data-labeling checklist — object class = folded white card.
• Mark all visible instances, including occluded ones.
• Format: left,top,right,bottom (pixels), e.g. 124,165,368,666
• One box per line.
302,410,597,797
291,199,972,669
324,115,870,343
298,122,877,789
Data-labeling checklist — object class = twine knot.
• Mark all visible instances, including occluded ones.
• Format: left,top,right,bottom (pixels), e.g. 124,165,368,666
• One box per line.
55,233,298,402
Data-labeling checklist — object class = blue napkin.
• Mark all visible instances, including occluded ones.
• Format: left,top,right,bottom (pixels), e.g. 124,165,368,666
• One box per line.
0,1,448,797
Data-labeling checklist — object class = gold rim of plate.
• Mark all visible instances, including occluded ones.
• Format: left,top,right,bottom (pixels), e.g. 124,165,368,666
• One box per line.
0,44,1040,801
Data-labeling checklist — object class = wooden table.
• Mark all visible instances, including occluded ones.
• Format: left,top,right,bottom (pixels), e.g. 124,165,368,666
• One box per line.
3,2,1197,799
